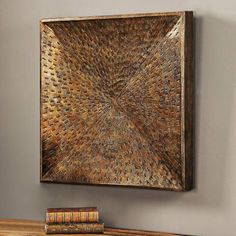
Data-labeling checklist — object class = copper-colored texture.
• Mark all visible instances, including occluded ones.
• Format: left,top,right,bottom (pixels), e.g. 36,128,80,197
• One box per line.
40,12,194,191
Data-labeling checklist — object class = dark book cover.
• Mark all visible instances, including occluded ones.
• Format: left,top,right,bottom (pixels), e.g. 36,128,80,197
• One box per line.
45,222,104,234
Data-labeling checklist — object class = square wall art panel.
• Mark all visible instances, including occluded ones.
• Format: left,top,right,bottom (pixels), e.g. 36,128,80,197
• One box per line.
40,11,194,191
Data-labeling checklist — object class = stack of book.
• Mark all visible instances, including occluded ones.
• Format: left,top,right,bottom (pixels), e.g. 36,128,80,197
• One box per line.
45,207,104,234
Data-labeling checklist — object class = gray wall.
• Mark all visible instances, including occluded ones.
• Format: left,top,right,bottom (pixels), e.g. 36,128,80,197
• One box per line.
0,1,236,236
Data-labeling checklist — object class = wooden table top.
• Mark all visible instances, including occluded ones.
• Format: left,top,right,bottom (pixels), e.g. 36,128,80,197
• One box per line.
0,219,185,236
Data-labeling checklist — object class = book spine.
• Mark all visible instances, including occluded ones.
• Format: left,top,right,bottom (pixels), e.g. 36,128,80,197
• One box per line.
47,207,97,212
45,223,104,234
46,211,99,224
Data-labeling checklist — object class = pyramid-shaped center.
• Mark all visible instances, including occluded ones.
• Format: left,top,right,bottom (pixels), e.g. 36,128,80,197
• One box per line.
41,15,183,190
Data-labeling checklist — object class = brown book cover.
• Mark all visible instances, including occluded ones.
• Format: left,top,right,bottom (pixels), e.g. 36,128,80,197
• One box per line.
45,222,104,234
46,207,99,224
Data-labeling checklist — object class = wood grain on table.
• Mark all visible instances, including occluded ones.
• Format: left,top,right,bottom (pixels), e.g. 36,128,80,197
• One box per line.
0,219,184,236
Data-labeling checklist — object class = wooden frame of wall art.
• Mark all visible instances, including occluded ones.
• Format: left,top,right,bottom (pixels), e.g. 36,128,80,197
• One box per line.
40,11,194,191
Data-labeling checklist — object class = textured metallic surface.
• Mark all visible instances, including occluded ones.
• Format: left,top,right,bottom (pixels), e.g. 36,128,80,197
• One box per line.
40,12,193,191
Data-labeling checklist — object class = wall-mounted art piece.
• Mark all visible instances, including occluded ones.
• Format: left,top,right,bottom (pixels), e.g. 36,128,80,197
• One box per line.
40,11,194,191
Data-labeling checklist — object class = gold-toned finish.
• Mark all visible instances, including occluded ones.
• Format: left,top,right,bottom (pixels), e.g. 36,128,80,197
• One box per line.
40,12,194,191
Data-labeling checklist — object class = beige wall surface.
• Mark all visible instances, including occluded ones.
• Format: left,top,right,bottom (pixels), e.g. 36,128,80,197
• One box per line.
0,1,236,236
